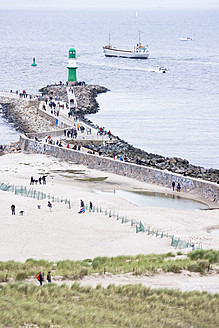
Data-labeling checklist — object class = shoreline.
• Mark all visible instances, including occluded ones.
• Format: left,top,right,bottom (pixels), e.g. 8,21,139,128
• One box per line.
0,153,219,261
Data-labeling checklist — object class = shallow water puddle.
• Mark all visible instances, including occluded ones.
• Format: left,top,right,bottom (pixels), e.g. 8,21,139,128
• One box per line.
95,189,208,210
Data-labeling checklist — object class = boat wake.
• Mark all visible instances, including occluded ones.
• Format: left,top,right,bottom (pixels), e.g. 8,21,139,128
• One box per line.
78,59,167,74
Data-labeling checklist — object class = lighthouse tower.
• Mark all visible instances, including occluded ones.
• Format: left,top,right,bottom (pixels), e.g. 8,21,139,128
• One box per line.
67,48,77,85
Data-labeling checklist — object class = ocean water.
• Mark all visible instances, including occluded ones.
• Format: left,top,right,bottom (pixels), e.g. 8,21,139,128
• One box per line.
0,9,218,168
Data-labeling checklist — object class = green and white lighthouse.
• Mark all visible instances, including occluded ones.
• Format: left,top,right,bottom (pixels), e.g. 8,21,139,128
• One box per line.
67,47,77,84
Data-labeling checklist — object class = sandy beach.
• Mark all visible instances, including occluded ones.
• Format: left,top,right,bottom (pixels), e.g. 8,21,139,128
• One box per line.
0,151,218,264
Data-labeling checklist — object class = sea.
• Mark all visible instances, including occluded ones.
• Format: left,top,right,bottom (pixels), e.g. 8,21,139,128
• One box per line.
0,8,218,168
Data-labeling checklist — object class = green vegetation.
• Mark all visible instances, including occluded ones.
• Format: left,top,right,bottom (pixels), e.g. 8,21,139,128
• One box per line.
0,282,218,328
75,177,108,182
0,250,218,283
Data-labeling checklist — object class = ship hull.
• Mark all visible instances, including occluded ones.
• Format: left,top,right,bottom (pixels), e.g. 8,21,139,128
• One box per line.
103,47,149,59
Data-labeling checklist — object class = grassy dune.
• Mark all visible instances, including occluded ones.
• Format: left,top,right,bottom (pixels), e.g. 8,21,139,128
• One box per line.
0,250,218,327
0,282,218,327
0,250,218,282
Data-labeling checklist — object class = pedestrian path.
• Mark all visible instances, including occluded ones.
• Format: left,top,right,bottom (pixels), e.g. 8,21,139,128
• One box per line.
38,87,113,142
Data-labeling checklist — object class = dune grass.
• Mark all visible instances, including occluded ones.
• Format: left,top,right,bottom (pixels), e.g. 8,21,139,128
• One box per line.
0,250,218,283
0,282,218,328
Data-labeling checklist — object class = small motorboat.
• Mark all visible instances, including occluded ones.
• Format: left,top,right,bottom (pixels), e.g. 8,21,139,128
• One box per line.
179,37,192,41
159,67,168,73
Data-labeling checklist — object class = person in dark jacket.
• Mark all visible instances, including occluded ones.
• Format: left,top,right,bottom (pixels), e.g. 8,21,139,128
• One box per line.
11,204,15,215
47,271,51,283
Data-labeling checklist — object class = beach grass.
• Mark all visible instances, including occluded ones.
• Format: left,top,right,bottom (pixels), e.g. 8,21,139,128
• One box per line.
0,250,218,282
0,282,218,328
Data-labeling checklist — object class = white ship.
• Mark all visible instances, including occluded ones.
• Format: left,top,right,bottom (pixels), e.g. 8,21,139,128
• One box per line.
103,32,149,59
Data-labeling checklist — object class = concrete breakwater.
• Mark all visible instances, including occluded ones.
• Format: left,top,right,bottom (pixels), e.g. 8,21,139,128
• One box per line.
20,135,219,204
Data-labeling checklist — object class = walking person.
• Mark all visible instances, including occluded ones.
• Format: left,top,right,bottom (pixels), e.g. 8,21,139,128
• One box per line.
78,199,85,214
89,201,93,211
177,183,181,192
11,204,15,215
42,175,47,184
172,181,175,191
30,176,34,185
47,271,51,283
47,201,52,211
37,272,43,286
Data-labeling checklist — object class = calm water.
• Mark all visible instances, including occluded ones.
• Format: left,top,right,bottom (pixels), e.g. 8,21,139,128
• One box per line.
0,9,218,168
95,189,207,210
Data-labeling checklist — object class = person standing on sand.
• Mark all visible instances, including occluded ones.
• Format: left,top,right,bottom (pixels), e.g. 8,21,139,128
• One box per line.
11,204,15,215
172,181,175,191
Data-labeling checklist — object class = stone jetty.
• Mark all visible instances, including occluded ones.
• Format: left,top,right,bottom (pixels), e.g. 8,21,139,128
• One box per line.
0,84,219,184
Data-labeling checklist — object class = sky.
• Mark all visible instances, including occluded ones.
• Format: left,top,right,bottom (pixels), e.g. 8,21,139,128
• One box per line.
0,0,219,9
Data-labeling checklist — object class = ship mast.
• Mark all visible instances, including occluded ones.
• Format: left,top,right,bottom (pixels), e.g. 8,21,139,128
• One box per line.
139,30,142,46
108,33,111,47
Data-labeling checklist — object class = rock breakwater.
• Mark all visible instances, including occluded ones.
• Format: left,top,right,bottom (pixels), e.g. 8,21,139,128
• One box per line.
73,85,108,114
0,141,21,155
39,84,68,103
83,139,219,183
0,97,60,134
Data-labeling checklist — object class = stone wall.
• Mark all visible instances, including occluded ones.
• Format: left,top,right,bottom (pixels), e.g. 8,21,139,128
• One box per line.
20,135,219,203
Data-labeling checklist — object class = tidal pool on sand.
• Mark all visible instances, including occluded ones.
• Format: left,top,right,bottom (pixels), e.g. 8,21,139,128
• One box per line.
95,190,208,210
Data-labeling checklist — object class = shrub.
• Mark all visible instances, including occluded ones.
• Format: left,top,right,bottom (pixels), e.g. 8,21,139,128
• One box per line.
169,265,182,273
188,249,219,263
79,268,89,278
0,272,8,282
15,271,28,281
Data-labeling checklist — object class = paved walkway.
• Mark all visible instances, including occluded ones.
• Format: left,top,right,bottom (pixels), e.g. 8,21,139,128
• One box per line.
0,91,39,100
38,87,112,143
0,88,114,147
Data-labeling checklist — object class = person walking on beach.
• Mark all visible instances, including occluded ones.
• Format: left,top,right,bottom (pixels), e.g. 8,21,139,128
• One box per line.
42,175,47,185
177,183,181,192
78,199,85,213
47,201,52,211
30,176,34,185
11,204,15,215
172,181,175,191
37,272,43,286
47,271,51,283
89,201,93,211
